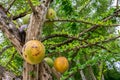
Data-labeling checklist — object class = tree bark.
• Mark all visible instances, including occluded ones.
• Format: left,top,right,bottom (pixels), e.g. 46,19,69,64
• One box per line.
23,0,53,80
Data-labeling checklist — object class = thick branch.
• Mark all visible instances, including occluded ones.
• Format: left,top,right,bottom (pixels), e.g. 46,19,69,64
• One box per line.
0,11,23,54
23,0,54,80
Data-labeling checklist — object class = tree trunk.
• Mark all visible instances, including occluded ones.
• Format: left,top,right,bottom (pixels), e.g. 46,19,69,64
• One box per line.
23,0,53,80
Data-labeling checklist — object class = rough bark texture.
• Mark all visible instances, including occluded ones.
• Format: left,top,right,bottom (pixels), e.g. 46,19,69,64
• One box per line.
23,0,53,80
0,12,22,54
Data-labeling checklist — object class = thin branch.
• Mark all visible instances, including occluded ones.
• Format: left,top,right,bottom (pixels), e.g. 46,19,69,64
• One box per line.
42,34,80,42
0,45,13,56
45,9,120,48
96,45,118,54
46,19,120,27
50,38,74,50
116,0,119,9
6,0,16,12
13,10,30,20
5,50,17,67
79,0,91,13
70,35,120,52
78,8,120,37
48,35,120,56
27,0,36,13
64,70,80,80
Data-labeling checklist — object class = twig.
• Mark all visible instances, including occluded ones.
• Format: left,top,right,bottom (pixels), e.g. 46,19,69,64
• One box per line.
79,0,91,12
0,45,13,56
6,0,16,12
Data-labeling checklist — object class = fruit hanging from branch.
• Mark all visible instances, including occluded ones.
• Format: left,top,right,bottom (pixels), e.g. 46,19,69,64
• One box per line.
54,56,69,73
46,8,56,20
22,14,31,24
44,57,54,68
22,40,45,64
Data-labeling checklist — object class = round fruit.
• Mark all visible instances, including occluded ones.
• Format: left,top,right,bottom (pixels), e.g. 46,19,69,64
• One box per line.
22,40,45,64
44,57,54,68
46,8,56,20
54,57,69,73
22,14,30,24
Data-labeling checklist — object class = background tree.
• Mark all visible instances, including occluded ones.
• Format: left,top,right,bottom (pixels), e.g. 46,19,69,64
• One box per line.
0,0,120,80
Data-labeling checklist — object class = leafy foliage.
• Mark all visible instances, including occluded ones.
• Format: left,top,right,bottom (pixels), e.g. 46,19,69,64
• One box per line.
0,0,120,80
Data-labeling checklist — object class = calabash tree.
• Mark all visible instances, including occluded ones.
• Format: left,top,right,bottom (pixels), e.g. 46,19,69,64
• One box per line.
0,0,120,80
0,0,56,80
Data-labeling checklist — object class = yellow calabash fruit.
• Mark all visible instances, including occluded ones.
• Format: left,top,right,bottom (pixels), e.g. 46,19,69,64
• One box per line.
54,57,69,73
22,40,45,64
46,8,56,20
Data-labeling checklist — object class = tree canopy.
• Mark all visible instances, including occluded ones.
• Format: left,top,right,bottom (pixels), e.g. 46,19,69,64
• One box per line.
0,0,120,80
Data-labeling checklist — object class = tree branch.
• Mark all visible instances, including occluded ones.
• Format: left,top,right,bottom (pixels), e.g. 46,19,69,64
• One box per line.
46,19,120,27
27,0,36,13
116,0,119,9
13,10,30,20
42,34,79,42
78,8,120,37
48,35,120,56
79,0,91,13
70,35,120,52
0,12,23,54
96,44,118,54
46,9,120,48
6,0,16,12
